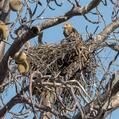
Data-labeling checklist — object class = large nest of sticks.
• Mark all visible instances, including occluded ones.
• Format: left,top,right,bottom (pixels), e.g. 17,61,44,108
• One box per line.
24,37,97,114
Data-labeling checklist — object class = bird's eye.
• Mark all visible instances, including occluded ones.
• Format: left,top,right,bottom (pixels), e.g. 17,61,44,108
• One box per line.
64,24,68,28
65,24,68,26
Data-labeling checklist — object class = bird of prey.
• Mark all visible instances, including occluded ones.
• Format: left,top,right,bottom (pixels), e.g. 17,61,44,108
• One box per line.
0,21,9,42
17,60,29,75
14,51,27,64
62,23,82,43
14,51,29,75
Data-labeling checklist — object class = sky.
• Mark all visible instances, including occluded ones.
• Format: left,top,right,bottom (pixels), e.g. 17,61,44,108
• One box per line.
2,0,119,119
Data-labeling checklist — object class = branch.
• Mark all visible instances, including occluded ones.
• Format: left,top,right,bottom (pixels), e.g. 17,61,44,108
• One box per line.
0,0,10,60
0,0,4,9
0,94,22,118
0,0,101,84
65,0,101,16
72,71,119,119
33,0,101,32
106,42,119,52
89,18,119,52
0,85,29,118
0,29,36,84
98,18,119,42
0,86,70,119
0,42,5,61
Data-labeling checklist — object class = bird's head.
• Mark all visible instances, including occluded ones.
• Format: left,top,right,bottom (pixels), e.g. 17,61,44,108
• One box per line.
63,23,74,34
14,51,27,63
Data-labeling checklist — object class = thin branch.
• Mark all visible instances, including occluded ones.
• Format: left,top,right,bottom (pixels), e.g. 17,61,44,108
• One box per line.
0,0,102,84
73,71,119,119
89,18,119,52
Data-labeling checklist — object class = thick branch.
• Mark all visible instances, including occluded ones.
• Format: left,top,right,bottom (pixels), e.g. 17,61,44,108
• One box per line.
0,85,29,118
0,89,69,119
0,0,10,60
0,94,22,118
89,18,119,52
98,18,119,42
0,42,5,61
0,30,36,84
73,71,119,119
34,0,101,33
65,0,101,16
0,0,101,84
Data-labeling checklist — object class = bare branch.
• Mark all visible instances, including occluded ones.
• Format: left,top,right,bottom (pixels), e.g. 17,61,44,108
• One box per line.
0,1,119,119
32,0,101,33
98,18,119,42
73,70,119,119
0,0,102,84
89,18,119,52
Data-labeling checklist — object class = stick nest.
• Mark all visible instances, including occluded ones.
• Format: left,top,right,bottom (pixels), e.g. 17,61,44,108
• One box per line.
8,35,98,117
24,38,97,114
